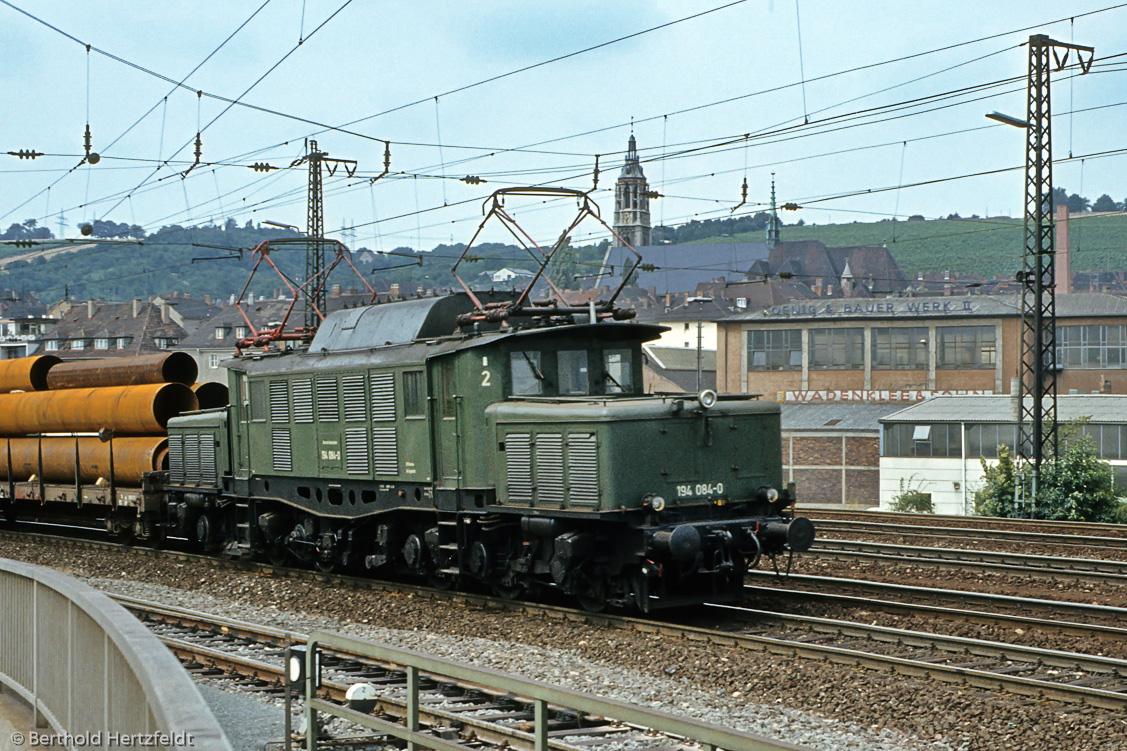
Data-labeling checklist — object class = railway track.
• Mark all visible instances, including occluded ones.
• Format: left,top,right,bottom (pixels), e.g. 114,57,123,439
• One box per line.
809,518,1127,556
804,508,1127,539
744,573,1127,639
7,526,1127,713
119,596,789,751
809,537,1127,584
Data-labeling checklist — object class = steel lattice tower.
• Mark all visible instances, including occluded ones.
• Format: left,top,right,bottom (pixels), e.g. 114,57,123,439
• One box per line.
1015,34,1093,514
305,140,326,331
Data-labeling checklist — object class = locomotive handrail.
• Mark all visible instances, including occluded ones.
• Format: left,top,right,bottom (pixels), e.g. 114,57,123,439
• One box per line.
303,629,812,751
0,557,232,750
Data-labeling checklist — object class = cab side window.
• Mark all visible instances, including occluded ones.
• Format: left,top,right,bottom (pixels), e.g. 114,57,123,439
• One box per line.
510,351,544,396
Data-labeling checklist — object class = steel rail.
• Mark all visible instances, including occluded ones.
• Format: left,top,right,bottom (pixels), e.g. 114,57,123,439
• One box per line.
803,508,1127,539
811,538,1127,584
744,574,1127,636
810,518,1127,554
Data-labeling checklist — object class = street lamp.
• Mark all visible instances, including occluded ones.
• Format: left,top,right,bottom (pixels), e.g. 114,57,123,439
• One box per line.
985,111,1030,129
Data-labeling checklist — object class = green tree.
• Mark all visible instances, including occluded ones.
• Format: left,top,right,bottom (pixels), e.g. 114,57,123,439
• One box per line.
1092,194,1118,213
974,426,1125,522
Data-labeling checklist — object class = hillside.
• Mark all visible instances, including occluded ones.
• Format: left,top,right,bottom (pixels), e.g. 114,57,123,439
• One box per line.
708,212,1127,280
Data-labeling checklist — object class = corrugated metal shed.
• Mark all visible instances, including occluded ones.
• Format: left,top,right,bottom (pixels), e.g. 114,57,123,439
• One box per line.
880,394,1127,424
782,402,904,431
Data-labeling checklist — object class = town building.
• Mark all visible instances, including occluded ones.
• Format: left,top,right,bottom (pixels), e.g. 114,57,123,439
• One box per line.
176,297,298,383
612,135,651,247
0,289,52,359
879,394,1127,515
42,298,190,358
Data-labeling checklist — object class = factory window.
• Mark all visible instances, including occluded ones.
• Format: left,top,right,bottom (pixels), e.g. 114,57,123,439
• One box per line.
70,339,86,351
603,350,632,393
883,423,962,457
1078,423,1127,460
871,327,928,369
747,329,802,371
510,351,543,396
94,338,109,350
558,350,589,395
964,423,1017,459
809,328,864,369
403,370,425,417
44,340,58,351
1057,325,1127,368
937,326,995,369
208,354,221,370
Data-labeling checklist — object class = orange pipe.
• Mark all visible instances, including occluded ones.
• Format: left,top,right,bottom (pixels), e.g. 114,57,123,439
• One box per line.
0,355,61,393
46,351,198,390
0,383,198,435
191,381,229,409
0,436,168,485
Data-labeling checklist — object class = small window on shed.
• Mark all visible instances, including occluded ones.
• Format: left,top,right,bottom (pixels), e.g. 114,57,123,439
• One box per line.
912,425,932,441
403,370,425,417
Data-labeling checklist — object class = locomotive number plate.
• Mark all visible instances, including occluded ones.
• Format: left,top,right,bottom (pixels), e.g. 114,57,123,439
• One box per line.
676,482,724,497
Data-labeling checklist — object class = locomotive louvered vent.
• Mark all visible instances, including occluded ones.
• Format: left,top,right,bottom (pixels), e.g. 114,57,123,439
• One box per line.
567,433,599,506
343,374,367,422
184,433,201,481
371,372,395,421
345,427,370,475
534,433,565,505
371,426,398,475
200,436,216,483
272,429,292,472
168,435,184,483
292,379,314,423
505,433,532,504
315,378,339,421
269,380,289,422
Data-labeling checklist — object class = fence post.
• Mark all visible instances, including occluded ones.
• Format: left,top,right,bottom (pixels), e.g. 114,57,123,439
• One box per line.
406,665,419,751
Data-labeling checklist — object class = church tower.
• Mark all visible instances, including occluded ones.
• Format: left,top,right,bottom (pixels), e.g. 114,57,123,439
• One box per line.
612,135,651,247
766,173,782,250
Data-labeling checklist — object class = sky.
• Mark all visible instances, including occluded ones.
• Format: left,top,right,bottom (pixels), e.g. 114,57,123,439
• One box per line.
1,0,1126,259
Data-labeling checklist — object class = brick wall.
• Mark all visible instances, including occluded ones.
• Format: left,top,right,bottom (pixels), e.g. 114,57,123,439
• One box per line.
784,432,880,507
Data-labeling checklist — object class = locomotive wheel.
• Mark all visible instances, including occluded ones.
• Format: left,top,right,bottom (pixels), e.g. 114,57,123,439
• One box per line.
427,572,455,591
576,579,608,613
266,546,290,567
492,582,525,600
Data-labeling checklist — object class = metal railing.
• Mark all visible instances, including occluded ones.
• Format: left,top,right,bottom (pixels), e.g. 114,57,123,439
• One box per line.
0,557,231,751
303,630,811,751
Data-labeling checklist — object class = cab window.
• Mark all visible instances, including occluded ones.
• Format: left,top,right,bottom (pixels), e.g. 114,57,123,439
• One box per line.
558,350,589,395
603,349,632,393
510,351,544,396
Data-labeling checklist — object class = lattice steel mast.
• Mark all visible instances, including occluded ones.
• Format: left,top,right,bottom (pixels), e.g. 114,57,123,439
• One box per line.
1015,34,1093,514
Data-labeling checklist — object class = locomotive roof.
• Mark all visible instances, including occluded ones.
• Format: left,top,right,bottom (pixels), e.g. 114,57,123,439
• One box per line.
308,292,516,351
229,298,666,376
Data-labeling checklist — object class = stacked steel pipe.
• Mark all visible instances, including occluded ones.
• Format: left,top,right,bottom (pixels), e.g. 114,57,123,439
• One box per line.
0,352,219,486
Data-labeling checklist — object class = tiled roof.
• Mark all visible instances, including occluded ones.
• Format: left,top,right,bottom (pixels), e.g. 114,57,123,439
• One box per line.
48,300,188,356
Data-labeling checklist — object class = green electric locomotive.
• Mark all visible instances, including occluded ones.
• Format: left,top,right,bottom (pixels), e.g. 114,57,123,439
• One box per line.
164,291,814,611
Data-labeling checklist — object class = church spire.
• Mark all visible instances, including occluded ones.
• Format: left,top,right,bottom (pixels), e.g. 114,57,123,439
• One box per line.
766,173,781,249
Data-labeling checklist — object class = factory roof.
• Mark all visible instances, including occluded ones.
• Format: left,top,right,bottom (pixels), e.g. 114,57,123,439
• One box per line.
880,394,1127,424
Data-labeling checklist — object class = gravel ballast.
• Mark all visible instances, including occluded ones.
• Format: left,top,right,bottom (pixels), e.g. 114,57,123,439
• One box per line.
1,535,1125,751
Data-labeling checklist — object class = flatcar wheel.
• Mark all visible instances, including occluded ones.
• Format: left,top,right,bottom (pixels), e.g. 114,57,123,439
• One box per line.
267,547,290,567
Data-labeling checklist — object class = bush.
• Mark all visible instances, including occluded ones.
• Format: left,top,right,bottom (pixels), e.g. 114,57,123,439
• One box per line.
891,476,934,513
975,427,1122,522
